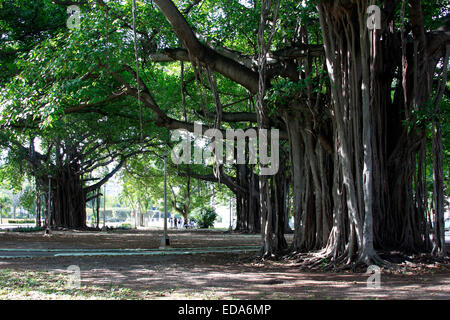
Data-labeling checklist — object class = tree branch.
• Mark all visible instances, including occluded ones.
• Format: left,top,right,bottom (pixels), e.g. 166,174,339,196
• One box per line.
153,0,259,93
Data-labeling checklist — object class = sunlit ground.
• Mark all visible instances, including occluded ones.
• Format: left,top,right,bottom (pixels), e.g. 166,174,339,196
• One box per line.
0,229,448,300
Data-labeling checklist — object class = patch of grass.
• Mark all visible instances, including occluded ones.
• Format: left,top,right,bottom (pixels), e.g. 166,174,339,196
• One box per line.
0,269,233,300
11,226,44,233
0,269,144,300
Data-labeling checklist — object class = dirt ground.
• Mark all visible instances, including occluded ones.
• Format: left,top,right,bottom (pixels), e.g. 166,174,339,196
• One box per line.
0,229,449,300
0,228,265,249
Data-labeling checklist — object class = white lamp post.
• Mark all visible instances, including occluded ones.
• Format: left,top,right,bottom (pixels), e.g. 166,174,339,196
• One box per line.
229,197,232,232
160,151,170,249
103,184,107,230
45,175,52,235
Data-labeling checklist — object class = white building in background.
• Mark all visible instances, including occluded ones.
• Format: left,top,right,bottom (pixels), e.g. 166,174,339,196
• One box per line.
213,203,235,229
104,177,122,197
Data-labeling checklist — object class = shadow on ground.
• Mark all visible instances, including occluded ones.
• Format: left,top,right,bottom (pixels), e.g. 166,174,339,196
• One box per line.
0,229,449,300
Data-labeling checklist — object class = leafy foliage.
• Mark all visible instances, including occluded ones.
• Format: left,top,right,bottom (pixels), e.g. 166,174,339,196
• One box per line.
192,206,217,229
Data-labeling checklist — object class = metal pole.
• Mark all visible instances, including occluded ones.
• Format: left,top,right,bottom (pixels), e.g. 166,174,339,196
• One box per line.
46,175,52,234
164,154,167,234
160,151,170,248
103,184,106,229
229,197,232,231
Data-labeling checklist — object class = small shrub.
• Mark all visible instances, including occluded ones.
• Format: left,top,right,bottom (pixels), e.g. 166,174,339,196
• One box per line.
193,207,217,229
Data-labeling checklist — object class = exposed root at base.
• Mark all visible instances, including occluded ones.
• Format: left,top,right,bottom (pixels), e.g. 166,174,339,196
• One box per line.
275,249,450,273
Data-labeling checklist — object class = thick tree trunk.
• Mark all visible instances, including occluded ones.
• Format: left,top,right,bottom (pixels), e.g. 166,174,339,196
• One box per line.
317,2,386,264
284,108,333,254
257,0,281,257
315,0,448,263
51,164,87,229
235,164,260,233
431,45,449,257
272,164,288,251
431,82,446,257
285,114,305,251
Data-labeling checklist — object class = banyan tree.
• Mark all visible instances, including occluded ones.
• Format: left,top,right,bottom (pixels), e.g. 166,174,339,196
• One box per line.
0,0,448,265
